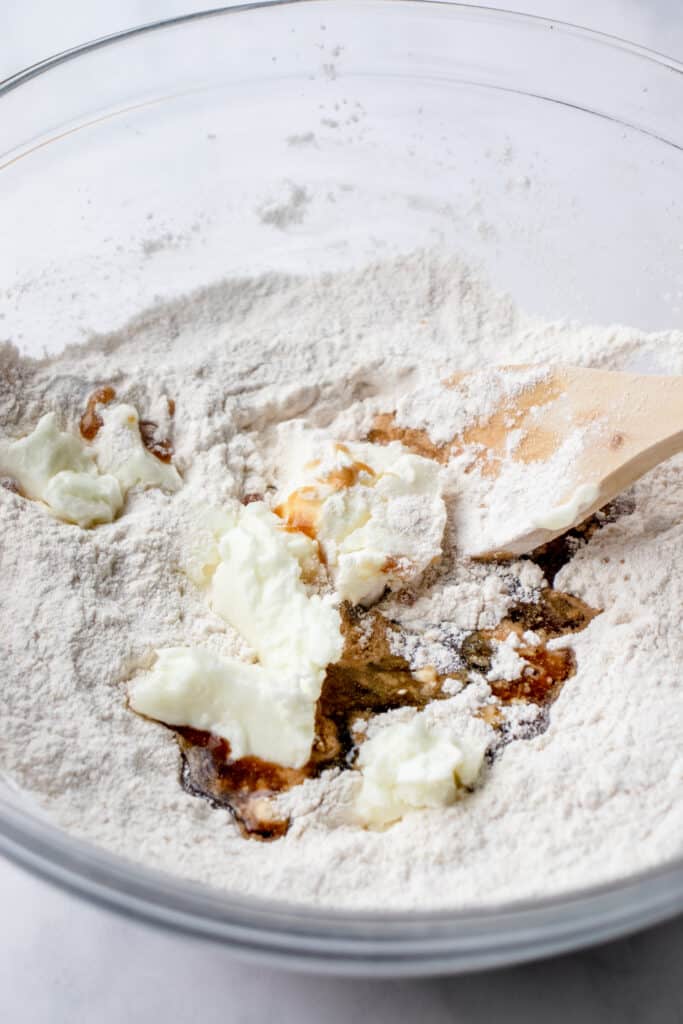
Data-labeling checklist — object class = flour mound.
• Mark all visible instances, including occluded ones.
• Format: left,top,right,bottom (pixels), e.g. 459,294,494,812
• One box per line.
0,251,681,911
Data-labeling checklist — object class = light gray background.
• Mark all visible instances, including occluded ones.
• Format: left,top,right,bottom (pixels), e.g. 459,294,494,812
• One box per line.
2,3,682,1021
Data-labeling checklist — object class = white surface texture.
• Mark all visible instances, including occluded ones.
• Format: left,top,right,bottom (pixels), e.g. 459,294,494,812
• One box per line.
2,2,683,1021
2,855,683,1022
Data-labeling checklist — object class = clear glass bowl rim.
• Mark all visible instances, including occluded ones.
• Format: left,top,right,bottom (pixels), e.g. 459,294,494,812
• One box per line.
1,0,682,975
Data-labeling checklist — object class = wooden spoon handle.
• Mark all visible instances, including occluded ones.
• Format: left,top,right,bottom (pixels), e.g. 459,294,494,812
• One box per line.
571,368,683,491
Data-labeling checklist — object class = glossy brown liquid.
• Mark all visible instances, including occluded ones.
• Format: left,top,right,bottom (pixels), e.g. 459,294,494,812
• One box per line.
140,396,176,463
172,415,628,841
138,420,174,463
177,584,598,840
80,386,175,463
273,445,377,541
79,385,116,441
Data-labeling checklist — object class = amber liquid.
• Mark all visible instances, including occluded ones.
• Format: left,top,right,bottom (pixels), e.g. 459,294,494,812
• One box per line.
177,580,598,840
79,385,116,441
170,415,634,841
80,386,175,463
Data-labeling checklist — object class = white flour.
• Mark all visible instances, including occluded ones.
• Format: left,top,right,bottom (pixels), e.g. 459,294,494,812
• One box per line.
0,250,682,910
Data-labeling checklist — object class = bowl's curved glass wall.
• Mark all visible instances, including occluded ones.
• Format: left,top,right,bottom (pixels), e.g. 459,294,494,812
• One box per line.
1,1,682,974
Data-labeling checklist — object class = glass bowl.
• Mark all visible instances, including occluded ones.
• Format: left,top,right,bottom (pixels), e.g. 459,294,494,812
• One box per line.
1,1,682,975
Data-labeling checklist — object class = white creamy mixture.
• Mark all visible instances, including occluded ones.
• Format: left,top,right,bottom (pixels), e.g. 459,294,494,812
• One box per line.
130,440,450,776
0,251,682,910
0,403,181,528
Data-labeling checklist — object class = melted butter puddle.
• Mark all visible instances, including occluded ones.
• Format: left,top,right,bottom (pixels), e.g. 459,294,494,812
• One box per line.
172,416,610,841
80,385,176,463
176,589,598,841
273,443,377,541
79,385,117,441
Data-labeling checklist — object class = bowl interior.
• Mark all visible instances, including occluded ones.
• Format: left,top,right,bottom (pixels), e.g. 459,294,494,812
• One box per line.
2,0,682,358
1,0,683,973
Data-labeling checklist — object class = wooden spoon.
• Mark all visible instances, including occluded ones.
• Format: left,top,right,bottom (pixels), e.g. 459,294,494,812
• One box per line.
447,365,683,558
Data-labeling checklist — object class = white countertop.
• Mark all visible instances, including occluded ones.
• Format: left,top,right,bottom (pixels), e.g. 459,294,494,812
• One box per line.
2,3,683,1021
2,853,683,1022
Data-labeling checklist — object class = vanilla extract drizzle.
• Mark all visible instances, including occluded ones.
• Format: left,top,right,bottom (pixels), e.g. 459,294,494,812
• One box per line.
170,420,634,840
80,386,176,463
176,560,601,840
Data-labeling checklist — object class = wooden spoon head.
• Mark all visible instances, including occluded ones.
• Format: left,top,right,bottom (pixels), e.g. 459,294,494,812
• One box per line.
372,364,683,559
453,364,683,557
